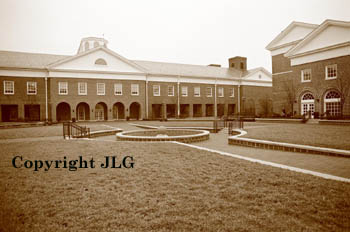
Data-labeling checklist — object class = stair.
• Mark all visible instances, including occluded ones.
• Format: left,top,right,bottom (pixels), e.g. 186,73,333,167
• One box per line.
306,119,320,124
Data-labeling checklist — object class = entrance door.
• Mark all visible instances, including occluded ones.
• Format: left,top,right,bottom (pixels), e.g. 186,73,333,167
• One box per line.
78,107,85,121
95,109,104,121
301,93,315,118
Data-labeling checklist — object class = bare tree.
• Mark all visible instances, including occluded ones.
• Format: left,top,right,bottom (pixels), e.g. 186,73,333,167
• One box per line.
281,77,297,116
336,72,350,117
258,94,272,117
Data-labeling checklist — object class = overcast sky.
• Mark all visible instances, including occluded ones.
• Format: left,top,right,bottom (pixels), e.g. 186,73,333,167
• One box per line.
1,0,349,72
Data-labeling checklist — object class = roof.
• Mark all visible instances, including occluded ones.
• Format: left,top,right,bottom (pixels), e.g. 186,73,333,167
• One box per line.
0,50,268,79
0,50,69,69
133,60,242,78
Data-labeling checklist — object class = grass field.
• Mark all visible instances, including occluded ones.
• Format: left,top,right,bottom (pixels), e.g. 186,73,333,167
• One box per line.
0,140,349,231
243,123,350,150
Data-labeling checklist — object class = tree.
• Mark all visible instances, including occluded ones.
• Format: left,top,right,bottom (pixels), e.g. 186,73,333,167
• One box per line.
281,77,297,116
259,94,272,117
336,73,350,117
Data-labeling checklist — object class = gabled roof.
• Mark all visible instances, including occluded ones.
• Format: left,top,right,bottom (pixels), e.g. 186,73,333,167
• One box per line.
133,60,243,79
285,19,350,57
0,50,270,80
266,21,318,51
48,46,148,72
0,50,68,69
242,67,272,79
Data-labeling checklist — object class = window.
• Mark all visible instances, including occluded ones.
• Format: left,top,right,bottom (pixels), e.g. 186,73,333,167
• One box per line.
206,87,212,97
181,86,188,97
326,64,337,80
78,82,87,95
153,85,160,96
168,85,174,96
240,62,244,69
231,63,235,68
58,82,68,95
218,87,224,97
27,82,37,95
114,84,122,95
97,83,105,95
324,91,341,116
4,81,14,95
95,58,107,65
229,88,234,97
194,87,200,97
301,69,312,82
131,84,139,95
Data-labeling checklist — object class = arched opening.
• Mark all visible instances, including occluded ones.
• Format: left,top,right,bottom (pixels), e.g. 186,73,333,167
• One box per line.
56,102,71,122
95,102,107,121
76,102,90,121
95,58,107,65
113,102,125,120
324,90,341,116
301,92,315,118
129,102,141,120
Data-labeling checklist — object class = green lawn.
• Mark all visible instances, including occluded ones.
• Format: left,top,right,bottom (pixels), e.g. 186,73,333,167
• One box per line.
243,123,350,150
0,140,349,231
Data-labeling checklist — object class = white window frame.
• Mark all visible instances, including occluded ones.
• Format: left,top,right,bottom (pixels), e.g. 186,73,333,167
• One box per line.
194,87,200,97
153,85,160,96
114,83,122,95
131,84,139,96
325,64,337,80
4,81,14,95
27,81,37,95
206,87,212,97
301,69,312,82
78,82,87,95
97,83,105,95
58,82,68,95
181,86,188,97
168,85,174,96
218,87,224,97
229,88,234,97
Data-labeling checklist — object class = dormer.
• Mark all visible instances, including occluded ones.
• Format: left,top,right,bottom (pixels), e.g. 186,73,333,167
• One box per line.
77,37,108,54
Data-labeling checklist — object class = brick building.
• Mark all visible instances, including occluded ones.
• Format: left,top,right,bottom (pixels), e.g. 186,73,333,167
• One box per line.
0,37,272,122
266,19,350,118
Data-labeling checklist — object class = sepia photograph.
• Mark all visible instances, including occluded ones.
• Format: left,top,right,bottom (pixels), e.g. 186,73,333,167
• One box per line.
0,0,349,231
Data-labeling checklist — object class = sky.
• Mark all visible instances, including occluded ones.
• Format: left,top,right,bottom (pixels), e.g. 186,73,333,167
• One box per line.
0,0,349,72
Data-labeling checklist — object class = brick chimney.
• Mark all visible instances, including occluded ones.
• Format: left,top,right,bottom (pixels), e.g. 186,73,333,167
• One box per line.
228,56,247,71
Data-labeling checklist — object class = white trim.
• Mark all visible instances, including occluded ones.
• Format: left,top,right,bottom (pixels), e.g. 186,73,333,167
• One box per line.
97,83,105,95
218,87,224,97
153,85,160,96
206,87,212,97
229,88,234,97
325,64,337,80
194,86,200,97
131,84,139,96
3,80,14,95
58,81,68,95
26,81,37,95
114,83,122,95
272,70,293,76
78,82,87,95
181,86,188,97
301,69,312,83
167,85,174,96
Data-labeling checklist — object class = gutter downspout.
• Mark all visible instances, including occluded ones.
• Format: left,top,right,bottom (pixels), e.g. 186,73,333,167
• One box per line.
145,75,148,119
214,78,217,118
45,71,48,124
238,71,242,117
177,76,180,118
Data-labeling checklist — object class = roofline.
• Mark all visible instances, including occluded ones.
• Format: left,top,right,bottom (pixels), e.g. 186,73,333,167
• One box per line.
266,21,318,51
285,19,350,57
285,41,350,58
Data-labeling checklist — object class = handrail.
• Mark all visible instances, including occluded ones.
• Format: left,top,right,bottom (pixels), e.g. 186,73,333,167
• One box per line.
63,122,90,139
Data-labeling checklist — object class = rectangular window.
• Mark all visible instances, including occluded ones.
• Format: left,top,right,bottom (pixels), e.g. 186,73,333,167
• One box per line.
58,82,68,95
206,87,212,97
27,81,37,95
97,83,105,95
153,85,160,96
131,84,139,95
168,85,174,96
326,64,337,80
301,69,312,82
229,88,234,97
181,86,188,97
4,81,14,95
78,82,87,95
114,83,122,95
218,87,224,97
194,87,200,97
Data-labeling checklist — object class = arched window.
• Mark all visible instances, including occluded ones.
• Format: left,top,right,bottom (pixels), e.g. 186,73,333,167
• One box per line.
95,58,107,65
324,90,341,116
93,41,99,48
84,41,90,51
302,93,314,100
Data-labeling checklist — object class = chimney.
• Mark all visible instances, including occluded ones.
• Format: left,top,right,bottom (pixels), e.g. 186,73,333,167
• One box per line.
208,64,221,67
228,56,247,71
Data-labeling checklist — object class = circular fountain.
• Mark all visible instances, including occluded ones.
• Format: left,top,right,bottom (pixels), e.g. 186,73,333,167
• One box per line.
116,127,209,143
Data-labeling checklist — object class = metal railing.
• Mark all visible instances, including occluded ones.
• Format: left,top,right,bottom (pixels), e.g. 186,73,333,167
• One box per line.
213,117,243,134
63,122,90,139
